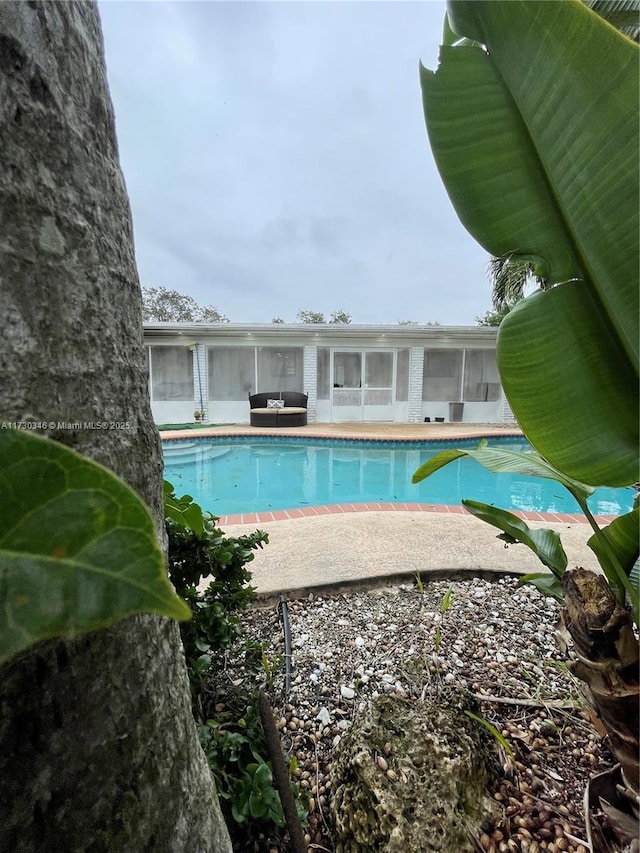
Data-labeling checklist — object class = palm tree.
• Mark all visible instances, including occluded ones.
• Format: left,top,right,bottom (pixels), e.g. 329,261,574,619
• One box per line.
487,255,547,310
586,0,640,41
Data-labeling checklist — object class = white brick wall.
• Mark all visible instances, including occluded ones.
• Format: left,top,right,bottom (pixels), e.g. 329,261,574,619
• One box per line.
407,347,424,423
303,345,317,422
499,389,517,425
192,344,208,421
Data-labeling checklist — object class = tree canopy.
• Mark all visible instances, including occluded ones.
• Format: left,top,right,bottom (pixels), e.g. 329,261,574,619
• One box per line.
295,309,352,324
142,286,229,322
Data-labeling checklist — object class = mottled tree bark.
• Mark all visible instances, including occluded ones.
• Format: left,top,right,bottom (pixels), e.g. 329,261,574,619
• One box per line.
562,568,639,795
0,3,231,850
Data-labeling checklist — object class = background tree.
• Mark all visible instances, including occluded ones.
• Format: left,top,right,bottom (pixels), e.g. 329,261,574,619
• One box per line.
487,255,545,311
329,309,352,324
296,309,327,323
271,316,285,323
142,285,229,322
475,304,513,327
295,309,353,324
0,3,231,850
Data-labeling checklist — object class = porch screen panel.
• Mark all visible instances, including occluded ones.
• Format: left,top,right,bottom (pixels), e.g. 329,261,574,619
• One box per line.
334,352,361,388
395,349,409,402
257,347,303,391
151,346,193,401
317,348,330,400
463,349,501,401
208,347,255,400
422,349,462,401
365,352,393,387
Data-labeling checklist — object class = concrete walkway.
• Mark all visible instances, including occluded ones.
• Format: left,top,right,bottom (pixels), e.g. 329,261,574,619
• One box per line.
162,423,602,597
220,510,600,597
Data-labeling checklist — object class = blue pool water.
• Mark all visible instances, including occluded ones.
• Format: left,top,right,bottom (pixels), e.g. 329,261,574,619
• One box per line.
162,436,634,517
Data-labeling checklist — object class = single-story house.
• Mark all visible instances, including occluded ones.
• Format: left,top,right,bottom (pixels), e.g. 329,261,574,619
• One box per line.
143,322,515,425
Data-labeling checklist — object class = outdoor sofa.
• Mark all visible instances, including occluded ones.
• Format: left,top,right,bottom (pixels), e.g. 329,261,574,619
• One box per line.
248,391,308,427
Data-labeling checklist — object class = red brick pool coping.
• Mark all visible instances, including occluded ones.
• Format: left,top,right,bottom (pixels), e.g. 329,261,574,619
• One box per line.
218,504,615,527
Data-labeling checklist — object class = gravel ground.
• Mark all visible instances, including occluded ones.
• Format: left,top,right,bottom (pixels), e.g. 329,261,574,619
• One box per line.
211,576,618,853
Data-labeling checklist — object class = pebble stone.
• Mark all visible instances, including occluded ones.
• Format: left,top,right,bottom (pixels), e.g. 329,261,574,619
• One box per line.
235,576,613,853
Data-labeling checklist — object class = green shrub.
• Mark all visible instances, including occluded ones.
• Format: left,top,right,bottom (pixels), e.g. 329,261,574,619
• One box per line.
163,481,308,845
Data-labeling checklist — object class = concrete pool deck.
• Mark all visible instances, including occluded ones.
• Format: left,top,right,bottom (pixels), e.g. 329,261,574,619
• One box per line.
161,423,609,596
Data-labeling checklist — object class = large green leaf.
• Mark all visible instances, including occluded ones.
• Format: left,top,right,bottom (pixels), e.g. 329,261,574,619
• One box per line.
421,0,639,485
587,506,640,611
0,429,190,664
585,0,640,42
462,499,568,574
516,573,564,603
498,287,637,485
412,442,594,503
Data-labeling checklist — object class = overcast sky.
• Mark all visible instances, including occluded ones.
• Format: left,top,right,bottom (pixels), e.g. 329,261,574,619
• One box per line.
99,1,492,325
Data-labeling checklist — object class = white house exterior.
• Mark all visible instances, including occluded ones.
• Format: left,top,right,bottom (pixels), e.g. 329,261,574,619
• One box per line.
143,323,515,426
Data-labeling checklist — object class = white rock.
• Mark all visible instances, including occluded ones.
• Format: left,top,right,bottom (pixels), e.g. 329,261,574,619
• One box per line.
340,685,356,700
315,706,331,725
355,636,365,647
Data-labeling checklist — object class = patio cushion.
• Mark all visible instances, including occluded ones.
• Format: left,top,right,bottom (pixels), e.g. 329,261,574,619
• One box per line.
276,407,307,415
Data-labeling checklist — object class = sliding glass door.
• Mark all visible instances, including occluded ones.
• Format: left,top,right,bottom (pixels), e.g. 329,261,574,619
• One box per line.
331,349,395,421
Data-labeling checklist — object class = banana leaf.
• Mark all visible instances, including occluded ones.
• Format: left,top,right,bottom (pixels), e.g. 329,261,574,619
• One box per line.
462,499,568,574
412,441,594,503
588,506,640,602
411,441,638,618
420,0,639,486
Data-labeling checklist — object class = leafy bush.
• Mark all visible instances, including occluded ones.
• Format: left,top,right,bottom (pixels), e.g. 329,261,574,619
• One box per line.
165,481,268,694
163,481,308,845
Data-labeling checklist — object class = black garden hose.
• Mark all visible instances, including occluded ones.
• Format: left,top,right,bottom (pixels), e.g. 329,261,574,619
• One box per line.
279,594,292,698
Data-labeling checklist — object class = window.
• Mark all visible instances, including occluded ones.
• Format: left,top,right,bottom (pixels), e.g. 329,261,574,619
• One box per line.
463,350,501,401
257,347,303,391
333,352,361,388
209,347,255,400
395,349,409,402
151,347,193,401
317,348,330,400
365,351,393,388
422,349,462,401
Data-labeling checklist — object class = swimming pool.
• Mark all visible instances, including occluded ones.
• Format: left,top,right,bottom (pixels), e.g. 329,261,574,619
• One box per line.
162,436,633,518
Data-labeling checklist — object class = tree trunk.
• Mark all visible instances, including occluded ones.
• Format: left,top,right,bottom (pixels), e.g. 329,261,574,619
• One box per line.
562,568,639,795
0,3,231,850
